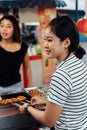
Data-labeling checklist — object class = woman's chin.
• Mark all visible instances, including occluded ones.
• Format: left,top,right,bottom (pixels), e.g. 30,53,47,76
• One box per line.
46,55,53,59
45,52,53,58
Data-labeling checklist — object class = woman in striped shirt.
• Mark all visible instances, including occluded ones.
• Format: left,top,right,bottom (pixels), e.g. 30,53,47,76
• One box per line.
19,16,87,130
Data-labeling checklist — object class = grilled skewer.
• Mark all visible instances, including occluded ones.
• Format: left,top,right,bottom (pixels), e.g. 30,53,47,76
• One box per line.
0,96,26,105
12,102,21,107
12,101,33,107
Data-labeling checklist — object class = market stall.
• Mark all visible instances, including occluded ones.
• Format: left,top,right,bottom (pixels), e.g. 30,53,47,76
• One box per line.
0,89,44,130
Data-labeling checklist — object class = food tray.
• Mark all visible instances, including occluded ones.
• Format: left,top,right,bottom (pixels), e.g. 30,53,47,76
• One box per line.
25,86,45,97
0,91,32,105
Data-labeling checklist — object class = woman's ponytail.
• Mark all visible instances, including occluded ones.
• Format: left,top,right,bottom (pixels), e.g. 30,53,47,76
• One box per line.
74,46,86,59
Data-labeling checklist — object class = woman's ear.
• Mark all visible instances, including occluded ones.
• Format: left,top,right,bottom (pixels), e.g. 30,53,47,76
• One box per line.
63,38,71,48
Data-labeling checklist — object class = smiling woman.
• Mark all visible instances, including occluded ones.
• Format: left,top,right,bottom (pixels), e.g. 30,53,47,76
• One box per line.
19,15,87,130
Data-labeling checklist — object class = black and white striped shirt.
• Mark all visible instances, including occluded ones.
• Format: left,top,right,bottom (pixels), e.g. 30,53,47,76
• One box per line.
47,55,87,130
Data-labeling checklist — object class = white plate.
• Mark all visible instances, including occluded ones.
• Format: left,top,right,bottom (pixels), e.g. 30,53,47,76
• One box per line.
25,86,38,92
25,86,46,97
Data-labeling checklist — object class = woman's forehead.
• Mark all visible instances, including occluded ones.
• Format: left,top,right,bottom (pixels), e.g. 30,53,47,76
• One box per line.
45,27,56,38
0,19,12,25
45,27,53,35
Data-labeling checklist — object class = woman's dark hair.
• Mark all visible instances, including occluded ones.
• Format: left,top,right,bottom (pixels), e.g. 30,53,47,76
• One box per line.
47,15,86,59
0,15,21,43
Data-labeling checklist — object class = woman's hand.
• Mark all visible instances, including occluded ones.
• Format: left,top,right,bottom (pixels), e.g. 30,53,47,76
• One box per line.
30,96,47,106
19,103,28,113
19,96,47,114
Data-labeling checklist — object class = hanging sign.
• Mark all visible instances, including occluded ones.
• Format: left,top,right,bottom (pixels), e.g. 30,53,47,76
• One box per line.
38,8,57,84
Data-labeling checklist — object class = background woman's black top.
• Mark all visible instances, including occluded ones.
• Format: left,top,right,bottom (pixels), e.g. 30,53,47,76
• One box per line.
0,42,28,87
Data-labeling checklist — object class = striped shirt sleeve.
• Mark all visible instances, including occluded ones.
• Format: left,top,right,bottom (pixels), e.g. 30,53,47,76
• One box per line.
47,68,72,106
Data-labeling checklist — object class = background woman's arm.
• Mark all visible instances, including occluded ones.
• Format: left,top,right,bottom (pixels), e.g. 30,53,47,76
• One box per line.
23,52,33,87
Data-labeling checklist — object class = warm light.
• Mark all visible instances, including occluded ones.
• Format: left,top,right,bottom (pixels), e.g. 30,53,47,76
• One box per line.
76,17,87,33
82,32,87,36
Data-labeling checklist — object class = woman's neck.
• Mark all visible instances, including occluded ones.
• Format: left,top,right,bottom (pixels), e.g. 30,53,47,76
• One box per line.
1,39,13,45
58,52,74,64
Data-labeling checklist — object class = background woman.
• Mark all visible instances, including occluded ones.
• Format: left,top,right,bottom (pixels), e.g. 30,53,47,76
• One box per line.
0,15,33,95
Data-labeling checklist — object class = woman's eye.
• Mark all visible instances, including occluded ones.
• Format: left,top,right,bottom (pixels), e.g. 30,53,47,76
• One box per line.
43,37,52,42
47,39,52,42
0,25,12,28
43,38,46,41
7,25,12,28
0,25,4,27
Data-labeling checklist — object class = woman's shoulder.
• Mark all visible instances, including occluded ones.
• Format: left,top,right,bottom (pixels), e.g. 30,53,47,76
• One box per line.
16,42,28,50
21,42,28,50
19,42,28,55
21,42,28,47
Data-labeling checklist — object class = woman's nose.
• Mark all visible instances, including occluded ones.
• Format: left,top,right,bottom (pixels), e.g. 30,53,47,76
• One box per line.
2,26,7,31
43,40,48,46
